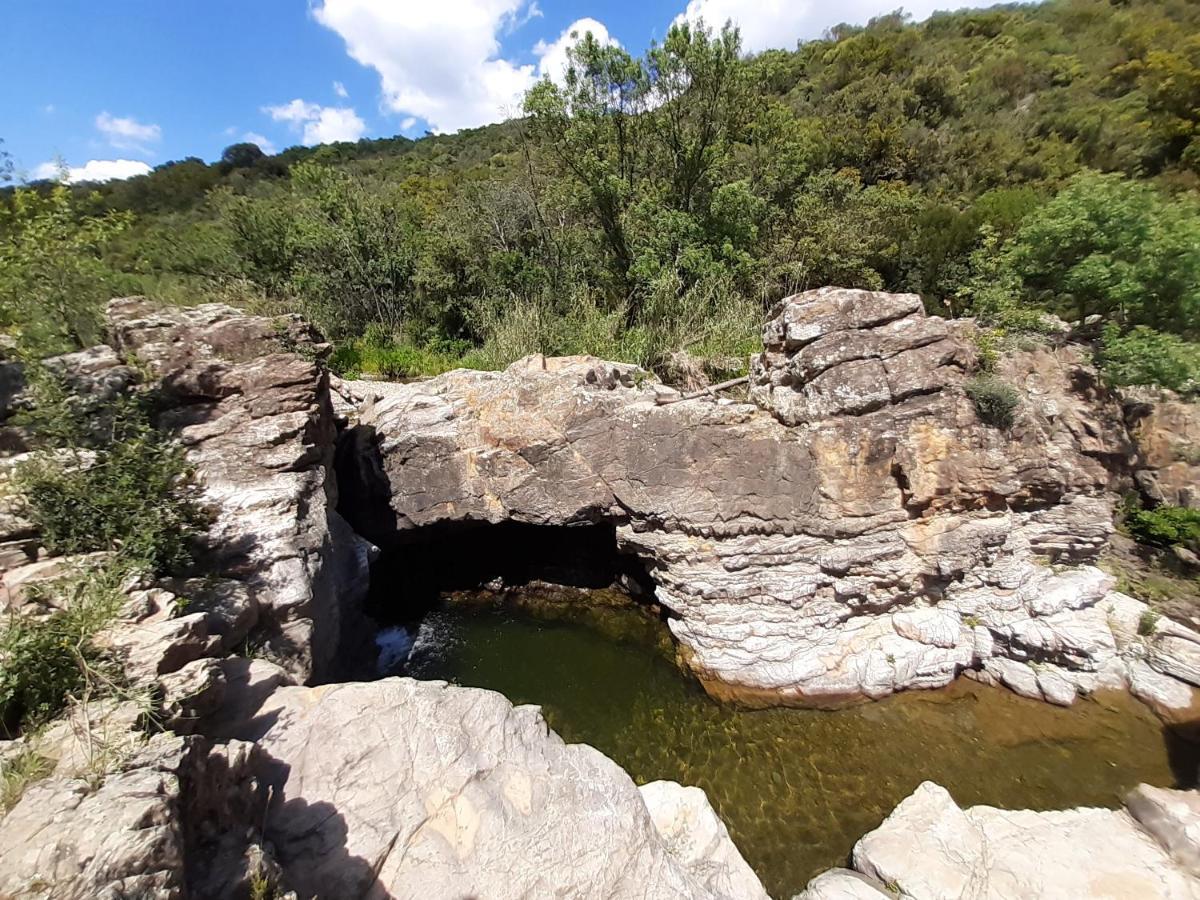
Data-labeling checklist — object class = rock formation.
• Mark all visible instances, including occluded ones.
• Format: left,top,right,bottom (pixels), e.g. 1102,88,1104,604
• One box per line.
347,287,1200,712
1123,386,1200,510
212,676,769,900
106,298,375,682
0,300,764,900
798,781,1200,899
3,292,1200,899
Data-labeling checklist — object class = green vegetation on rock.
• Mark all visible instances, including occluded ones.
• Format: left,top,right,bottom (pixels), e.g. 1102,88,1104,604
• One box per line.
965,374,1020,429
1125,505,1200,552
0,562,129,734
15,380,208,573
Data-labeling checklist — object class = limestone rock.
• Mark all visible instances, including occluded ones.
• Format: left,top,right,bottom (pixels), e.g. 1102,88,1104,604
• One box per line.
223,676,764,900
42,344,136,404
159,658,228,735
1150,635,1200,687
106,299,372,682
1127,784,1200,877
0,734,271,900
99,601,213,680
797,869,896,899
1123,387,1200,509
32,698,146,777
161,577,258,652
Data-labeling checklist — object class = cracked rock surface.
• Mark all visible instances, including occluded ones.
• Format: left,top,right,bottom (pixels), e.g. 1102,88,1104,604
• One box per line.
219,676,769,900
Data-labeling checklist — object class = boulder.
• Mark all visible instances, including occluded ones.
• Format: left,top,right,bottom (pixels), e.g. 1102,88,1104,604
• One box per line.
1127,784,1200,877
640,780,770,900
220,676,765,900
831,781,1200,899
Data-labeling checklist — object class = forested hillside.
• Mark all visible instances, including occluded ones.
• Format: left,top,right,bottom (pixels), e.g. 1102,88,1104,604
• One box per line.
3,0,1198,389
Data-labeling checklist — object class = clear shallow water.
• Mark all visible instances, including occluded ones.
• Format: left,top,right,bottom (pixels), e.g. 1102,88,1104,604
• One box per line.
398,598,1195,899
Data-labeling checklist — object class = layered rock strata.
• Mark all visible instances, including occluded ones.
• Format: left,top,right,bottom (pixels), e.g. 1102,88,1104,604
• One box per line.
348,287,1200,710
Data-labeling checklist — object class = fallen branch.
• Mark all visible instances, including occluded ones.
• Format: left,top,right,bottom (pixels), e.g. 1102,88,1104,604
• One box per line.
655,375,749,405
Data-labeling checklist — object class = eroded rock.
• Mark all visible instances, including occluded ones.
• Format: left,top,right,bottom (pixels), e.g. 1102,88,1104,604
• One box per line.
806,781,1200,899
106,298,374,682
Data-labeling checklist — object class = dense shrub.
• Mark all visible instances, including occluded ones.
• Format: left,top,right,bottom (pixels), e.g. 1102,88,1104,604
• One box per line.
0,184,131,356
1097,325,1200,394
964,374,1020,429
14,385,208,573
1126,505,1200,551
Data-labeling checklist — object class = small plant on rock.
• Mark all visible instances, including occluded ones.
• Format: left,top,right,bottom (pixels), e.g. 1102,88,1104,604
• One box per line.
965,374,1020,429
1125,505,1200,552
0,745,52,811
1138,608,1162,636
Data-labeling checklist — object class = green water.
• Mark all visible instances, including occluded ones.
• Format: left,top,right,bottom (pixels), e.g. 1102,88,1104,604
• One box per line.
400,598,1194,899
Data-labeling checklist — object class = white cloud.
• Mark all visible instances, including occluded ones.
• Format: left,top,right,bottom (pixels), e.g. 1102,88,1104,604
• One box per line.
241,131,277,154
264,99,367,145
533,17,619,84
95,111,161,153
673,0,953,53
32,158,151,183
305,107,367,144
265,98,321,125
334,80,349,98
312,0,541,134
400,116,418,131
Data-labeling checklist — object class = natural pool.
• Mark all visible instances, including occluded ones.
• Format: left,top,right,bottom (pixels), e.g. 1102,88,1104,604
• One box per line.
391,594,1196,899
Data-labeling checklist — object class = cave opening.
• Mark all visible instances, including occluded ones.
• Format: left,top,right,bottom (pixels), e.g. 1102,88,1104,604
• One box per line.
361,520,665,671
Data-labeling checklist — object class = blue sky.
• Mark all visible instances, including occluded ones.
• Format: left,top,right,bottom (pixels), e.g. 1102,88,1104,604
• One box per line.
2,0,986,183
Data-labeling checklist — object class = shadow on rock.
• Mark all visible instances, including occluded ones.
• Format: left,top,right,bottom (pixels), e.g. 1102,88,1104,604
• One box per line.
257,748,397,900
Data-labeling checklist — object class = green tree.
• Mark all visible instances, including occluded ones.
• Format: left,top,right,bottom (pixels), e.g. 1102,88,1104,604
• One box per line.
219,142,267,173
0,183,131,355
1009,171,1200,334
